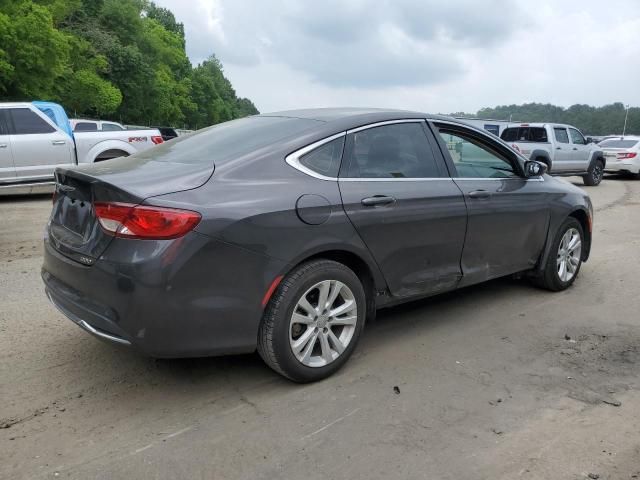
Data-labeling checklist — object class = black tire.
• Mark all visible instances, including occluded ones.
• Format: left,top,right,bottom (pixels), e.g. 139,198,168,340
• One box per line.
534,217,584,291
257,259,366,382
583,159,604,186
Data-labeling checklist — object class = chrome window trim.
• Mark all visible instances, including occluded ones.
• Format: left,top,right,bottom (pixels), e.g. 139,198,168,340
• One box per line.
339,177,453,182
454,177,545,182
285,119,432,181
285,132,346,181
346,118,426,134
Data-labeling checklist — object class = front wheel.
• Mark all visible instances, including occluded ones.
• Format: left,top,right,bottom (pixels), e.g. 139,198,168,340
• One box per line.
257,259,366,382
534,217,584,291
583,159,604,186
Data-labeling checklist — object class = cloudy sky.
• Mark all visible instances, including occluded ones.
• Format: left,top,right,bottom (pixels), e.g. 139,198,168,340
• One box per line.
156,0,640,114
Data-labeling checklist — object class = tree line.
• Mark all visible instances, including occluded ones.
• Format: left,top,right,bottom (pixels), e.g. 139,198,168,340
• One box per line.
0,0,259,129
454,102,638,136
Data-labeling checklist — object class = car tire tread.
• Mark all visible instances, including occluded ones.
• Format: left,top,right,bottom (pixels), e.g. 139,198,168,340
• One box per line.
257,259,365,383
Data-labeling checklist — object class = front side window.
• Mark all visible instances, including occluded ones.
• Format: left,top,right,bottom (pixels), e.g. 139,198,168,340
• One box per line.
569,128,585,145
437,129,519,178
554,128,570,144
9,108,55,135
341,122,441,178
299,137,344,177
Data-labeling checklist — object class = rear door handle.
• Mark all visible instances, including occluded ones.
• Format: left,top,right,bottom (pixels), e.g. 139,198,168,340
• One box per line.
361,195,395,206
468,190,491,199
556,147,562,150
0,143,7,148
51,140,66,145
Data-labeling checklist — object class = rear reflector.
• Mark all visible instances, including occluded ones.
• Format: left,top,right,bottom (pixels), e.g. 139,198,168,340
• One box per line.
151,136,164,145
94,202,200,240
616,152,637,159
261,275,284,308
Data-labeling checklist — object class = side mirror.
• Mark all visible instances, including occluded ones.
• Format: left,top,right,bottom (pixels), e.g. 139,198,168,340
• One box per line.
524,160,547,177
586,137,593,144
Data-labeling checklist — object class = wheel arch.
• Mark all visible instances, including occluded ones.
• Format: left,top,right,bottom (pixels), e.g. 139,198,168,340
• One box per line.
568,208,592,261
531,149,552,170
94,148,130,162
588,150,606,169
286,249,383,323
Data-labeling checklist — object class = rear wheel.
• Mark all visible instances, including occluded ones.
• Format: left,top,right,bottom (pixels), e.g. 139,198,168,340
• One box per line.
583,159,604,186
257,259,366,382
534,217,584,291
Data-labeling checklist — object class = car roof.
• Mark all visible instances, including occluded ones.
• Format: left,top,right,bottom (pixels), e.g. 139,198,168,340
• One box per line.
259,107,465,131
601,135,640,140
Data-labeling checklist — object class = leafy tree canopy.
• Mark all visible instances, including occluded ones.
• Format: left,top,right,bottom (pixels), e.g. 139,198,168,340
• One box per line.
459,102,638,136
0,0,258,128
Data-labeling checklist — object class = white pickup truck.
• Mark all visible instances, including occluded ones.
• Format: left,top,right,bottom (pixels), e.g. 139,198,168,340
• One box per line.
0,102,163,194
500,123,606,186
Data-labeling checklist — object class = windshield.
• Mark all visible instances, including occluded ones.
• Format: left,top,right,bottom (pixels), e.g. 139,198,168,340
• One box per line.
600,139,638,149
501,127,548,143
129,116,321,165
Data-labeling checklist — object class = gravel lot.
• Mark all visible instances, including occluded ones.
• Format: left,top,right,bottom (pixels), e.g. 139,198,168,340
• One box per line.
1,176,639,480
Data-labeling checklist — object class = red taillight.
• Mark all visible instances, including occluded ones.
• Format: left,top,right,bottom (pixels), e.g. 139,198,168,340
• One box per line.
151,136,164,145
616,152,637,159
94,202,200,240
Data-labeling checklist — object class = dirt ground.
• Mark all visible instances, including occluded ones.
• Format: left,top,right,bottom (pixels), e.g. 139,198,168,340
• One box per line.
1,176,639,480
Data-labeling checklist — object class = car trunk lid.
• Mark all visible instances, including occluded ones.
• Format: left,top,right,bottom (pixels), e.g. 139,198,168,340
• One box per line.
48,157,213,264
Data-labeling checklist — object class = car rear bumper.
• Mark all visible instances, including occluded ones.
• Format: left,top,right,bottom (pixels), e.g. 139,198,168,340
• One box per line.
604,157,640,174
42,232,288,357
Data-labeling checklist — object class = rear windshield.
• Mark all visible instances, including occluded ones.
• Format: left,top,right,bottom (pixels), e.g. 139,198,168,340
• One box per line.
129,116,320,165
599,139,638,148
501,127,548,143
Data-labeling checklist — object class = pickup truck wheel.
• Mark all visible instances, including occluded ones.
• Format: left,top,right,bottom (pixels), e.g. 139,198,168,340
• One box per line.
583,159,604,186
534,217,584,291
257,259,366,382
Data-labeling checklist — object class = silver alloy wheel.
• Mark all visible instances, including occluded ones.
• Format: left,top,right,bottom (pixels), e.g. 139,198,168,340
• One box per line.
556,227,582,282
289,280,357,368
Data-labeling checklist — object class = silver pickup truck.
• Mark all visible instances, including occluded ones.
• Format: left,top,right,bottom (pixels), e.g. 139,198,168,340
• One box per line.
0,102,163,194
501,123,606,186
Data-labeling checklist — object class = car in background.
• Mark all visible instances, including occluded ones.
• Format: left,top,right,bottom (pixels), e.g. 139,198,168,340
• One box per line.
42,108,593,382
501,123,606,186
0,102,163,194
600,136,640,178
70,119,126,132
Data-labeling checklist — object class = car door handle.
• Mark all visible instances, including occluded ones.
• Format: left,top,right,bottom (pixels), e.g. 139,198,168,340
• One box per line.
572,147,578,150
361,195,396,206
51,140,66,145
0,143,7,148
556,147,562,150
468,190,491,199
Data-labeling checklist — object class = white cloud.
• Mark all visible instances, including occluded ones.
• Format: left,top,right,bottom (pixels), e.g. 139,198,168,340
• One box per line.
156,0,640,113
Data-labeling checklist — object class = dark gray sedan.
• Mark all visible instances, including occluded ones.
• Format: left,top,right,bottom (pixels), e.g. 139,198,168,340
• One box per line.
42,109,593,382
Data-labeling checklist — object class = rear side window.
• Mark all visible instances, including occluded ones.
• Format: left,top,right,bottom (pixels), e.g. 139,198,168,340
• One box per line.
9,108,55,134
74,122,98,132
102,123,124,131
341,122,441,178
299,137,344,177
501,127,548,142
554,128,570,144
599,139,639,148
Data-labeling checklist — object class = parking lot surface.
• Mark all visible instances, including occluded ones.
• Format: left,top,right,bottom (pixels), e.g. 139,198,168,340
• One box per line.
1,177,639,479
